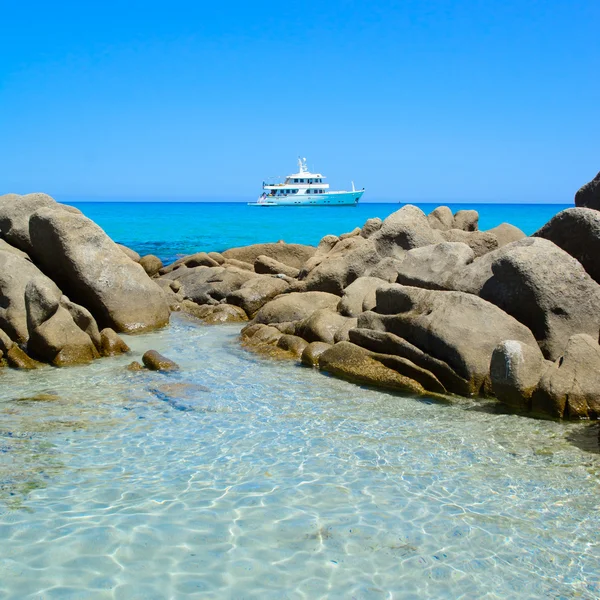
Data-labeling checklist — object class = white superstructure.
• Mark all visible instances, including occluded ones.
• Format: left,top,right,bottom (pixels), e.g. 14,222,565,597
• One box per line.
249,158,364,206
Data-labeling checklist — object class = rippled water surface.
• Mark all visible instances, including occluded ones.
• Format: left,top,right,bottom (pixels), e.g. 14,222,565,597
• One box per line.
1,315,599,599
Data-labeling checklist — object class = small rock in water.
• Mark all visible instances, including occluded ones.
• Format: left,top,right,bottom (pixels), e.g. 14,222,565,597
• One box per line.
142,350,179,372
99,328,130,356
126,361,144,372
6,346,40,370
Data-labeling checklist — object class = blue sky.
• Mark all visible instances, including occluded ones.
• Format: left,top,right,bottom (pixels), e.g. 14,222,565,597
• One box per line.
1,0,598,203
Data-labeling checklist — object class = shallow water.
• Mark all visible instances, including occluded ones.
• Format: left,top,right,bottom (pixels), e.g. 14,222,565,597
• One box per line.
1,315,599,598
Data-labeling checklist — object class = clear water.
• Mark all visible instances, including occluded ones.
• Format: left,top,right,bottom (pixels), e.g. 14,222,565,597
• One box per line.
67,202,571,264
1,315,599,599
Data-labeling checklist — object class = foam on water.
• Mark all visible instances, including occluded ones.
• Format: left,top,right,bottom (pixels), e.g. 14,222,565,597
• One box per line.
1,315,599,599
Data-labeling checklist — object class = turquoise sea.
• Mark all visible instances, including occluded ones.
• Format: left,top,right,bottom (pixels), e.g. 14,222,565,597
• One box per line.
66,202,571,264
2,201,600,599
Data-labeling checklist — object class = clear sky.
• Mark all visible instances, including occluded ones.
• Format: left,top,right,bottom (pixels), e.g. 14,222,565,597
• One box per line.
1,0,598,203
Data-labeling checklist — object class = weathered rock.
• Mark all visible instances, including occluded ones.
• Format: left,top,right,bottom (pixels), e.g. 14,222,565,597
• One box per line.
441,229,498,258
99,328,130,356
366,257,406,283
367,285,539,395
277,334,308,357
227,276,289,316
203,304,248,324
160,252,220,275
299,235,340,276
318,341,427,395
223,242,316,269
180,300,215,320
25,280,99,366
337,277,385,317
0,249,64,343
254,255,300,278
371,205,444,258
296,309,354,344
224,258,254,272
126,361,144,371
453,210,479,232
6,345,40,369
477,237,600,360
534,208,600,284
117,244,141,262
208,252,225,265
348,327,471,396
253,291,339,325
0,193,63,253
427,206,454,231
60,296,102,350
574,171,600,211
270,321,297,335
333,318,358,343
339,227,362,240
139,254,163,277
303,237,381,295
142,350,179,372
243,324,282,345
490,340,549,411
176,266,257,305
360,217,383,238
0,239,31,261
485,223,525,248
301,341,332,366
28,208,170,333
0,328,13,353
532,334,600,419
395,242,475,291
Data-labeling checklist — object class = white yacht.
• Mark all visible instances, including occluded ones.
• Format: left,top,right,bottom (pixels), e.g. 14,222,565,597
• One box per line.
249,158,364,206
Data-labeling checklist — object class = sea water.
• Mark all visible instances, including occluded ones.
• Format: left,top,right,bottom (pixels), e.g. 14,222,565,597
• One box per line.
1,316,599,599
2,201,599,599
66,202,571,264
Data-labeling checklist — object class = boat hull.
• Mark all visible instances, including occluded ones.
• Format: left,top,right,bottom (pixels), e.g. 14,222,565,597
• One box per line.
249,190,363,207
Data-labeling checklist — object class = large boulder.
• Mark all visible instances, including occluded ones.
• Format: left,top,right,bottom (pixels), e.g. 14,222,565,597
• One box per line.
254,255,300,278
302,237,381,295
366,256,406,283
532,334,600,419
485,223,525,248
222,242,316,269
27,208,170,333
370,205,444,258
25,279,99,366
318,341,431,395
226,275,289,316
0,250,65,343
296,308,354,344
441,229,498,258
117,244,141,262
489,340,550,411
139,254,163,277
160,252,221,275
452,210,479,232
363,284,539,395
253,291,339,325
533,208,600,284
574,171,600,211
0,193,80,254
476,237,600,360
427,206,454,231
175,266,257,305
337,276,385,317
395,242,474,291
360,217,383,238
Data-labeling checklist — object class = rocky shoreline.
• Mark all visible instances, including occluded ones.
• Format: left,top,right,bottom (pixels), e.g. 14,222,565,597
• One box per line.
2,171,600,420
